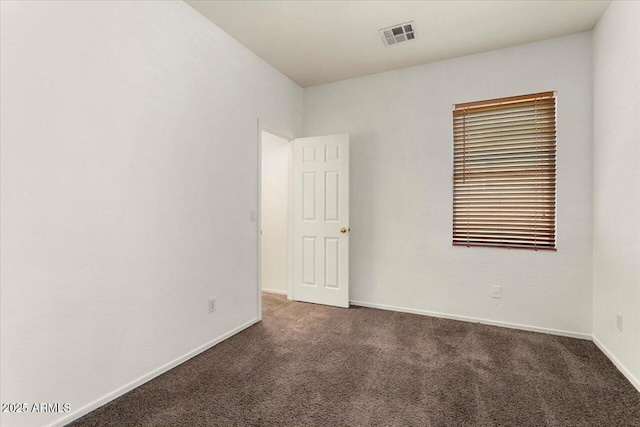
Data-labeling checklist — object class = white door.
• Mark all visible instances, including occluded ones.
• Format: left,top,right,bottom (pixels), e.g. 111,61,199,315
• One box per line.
293,134,349,308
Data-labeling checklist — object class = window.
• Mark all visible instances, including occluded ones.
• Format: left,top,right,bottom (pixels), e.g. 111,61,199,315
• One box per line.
452,91,557,250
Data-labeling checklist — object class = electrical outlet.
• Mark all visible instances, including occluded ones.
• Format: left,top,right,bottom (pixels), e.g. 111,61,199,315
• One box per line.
616,312,622,331
491,285,502,299
249,210,257,222
209,298,216,313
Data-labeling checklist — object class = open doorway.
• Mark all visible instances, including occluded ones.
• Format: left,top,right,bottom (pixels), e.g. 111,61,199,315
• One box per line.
259,128,292,317
258,127,351,318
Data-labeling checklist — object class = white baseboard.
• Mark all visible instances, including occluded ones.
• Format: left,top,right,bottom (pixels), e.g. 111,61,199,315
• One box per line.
593,335,640,393
350,300,591,340
49,318,259,427
261,288,287,296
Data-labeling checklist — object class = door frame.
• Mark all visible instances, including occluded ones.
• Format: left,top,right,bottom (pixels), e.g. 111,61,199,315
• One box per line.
257,119,295,321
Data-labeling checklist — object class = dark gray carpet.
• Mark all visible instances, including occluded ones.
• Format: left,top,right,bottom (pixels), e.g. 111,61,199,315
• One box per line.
71,293,640,426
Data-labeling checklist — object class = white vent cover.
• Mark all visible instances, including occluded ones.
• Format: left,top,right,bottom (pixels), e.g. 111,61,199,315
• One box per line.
379,21,415,46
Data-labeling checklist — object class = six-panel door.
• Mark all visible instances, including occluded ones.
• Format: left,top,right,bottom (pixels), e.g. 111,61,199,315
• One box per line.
292,134,349,308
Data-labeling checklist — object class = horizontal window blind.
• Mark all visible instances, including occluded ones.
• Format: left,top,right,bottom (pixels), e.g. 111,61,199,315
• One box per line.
453,91,557,250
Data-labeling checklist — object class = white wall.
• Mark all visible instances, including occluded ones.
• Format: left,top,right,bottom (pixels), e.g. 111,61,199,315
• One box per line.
0,2,302,426
304,33,593,337
261,132,290,294
592,1,640,390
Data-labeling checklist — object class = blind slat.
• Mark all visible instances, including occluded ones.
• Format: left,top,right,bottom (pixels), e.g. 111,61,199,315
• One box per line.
454,148,556,157
453,106,556,120
453,113,556,127
453,243,556,251
453,214,556,219
454,140,557,152
454,99,555,115
454,121,556,133
455,190,557,196
454,171,556,179
454,226,555,232
453,236,555,244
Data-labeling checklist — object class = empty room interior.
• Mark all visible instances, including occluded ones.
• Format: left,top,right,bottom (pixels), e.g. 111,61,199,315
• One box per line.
1,0,639,426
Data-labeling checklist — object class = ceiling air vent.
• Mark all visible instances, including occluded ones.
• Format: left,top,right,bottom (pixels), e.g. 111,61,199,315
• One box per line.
379,21,415,46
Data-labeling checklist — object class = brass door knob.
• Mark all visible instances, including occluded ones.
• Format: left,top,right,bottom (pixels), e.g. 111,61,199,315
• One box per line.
340,227,347,234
